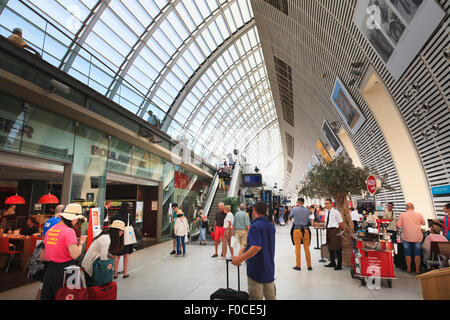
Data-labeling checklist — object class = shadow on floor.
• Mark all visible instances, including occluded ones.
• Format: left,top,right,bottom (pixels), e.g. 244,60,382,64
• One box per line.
0,257,36,293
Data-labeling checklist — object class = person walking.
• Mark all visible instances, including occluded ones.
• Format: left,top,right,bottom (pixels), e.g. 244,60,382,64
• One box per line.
232,202,276,300
169,203,179,255
396,202,425,274
111,202,134,279
221,205,234,259
290,198,314,271
350,207,362,233
174,210,190,257
233,203,251,252
212,202,226,258
39,204,87,300
324,199,344,271
194,210,208,245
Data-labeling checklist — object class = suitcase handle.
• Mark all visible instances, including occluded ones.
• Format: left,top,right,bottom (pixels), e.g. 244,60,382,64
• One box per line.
226,259,240,292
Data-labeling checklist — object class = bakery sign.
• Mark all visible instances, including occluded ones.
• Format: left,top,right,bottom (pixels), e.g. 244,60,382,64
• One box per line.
90,145,148,169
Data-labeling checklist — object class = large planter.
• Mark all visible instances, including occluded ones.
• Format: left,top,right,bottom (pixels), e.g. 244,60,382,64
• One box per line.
341,238,353,267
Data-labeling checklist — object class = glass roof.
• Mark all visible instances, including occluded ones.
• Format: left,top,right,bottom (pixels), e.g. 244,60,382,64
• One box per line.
0,0,281,169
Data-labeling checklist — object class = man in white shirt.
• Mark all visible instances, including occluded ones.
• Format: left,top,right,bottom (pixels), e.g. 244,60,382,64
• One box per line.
324,199,344,270
350,207,362,233
384,202,397,241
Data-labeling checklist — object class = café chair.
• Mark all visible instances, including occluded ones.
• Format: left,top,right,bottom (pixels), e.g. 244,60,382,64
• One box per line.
0,237,23,272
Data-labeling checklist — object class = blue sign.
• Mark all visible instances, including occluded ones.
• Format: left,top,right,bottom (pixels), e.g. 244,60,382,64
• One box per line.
431,185,450,196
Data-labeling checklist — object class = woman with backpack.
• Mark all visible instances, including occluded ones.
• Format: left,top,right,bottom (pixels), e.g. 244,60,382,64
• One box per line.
40,204,87,300
81,220,126,285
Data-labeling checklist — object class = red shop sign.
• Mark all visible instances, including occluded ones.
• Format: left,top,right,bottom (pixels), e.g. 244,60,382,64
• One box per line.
366,175,378,194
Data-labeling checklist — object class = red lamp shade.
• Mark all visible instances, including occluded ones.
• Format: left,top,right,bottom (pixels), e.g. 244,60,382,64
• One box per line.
5,194,26,204
38,193,59,204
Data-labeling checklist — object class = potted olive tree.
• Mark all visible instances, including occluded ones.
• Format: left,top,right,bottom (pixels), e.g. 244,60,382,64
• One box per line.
298,154,392,265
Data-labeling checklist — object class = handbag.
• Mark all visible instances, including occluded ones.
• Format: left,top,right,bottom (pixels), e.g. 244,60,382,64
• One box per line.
124,214,137,246
92,258,114,287
55,266,88,300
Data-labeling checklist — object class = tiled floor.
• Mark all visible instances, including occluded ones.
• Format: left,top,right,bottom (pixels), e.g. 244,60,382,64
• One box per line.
0,224,423,300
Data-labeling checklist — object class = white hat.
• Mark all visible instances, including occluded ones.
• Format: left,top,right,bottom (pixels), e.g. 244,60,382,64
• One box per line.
61,203,87,222
109,220,127,231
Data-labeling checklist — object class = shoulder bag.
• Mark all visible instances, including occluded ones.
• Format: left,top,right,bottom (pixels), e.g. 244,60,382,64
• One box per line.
124,214,137,246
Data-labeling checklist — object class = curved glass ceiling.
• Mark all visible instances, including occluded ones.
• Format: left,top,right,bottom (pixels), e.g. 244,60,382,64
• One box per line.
0,0,281,170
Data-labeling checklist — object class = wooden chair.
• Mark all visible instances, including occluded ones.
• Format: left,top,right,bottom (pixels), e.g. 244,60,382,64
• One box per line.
0,237,22,272
437,242,450,268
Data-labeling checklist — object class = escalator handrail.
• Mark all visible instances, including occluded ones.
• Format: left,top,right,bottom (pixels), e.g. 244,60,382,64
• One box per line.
227,160,241,198
204,172,220,217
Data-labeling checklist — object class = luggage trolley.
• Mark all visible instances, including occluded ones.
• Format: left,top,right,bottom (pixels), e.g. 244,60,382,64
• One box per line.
350,219,396,288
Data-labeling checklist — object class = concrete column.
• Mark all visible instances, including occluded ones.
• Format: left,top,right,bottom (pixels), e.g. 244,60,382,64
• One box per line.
61,163,72,205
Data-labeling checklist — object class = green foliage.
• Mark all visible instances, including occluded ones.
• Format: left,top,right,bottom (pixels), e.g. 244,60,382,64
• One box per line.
224,197,239,214
299,154,370,199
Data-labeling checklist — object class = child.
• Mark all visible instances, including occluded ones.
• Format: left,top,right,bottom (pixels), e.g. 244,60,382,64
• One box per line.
174,210,189,257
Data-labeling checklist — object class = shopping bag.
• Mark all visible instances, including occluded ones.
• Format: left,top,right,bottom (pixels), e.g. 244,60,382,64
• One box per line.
92,258,114,287
55,266,88,300
124,214,137,246
230,236,238,249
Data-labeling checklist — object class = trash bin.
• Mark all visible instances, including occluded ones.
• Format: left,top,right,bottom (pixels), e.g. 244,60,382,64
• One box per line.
416,267,450,300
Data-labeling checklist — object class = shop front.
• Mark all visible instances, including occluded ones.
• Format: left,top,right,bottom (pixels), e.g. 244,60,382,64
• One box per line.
0,90,211,251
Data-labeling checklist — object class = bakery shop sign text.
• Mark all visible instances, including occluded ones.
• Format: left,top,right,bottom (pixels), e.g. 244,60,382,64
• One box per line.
90,145,148,169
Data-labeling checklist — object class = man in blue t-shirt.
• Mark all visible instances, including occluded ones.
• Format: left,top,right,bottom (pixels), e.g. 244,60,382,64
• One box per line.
232,201,276,300
42,204,65,236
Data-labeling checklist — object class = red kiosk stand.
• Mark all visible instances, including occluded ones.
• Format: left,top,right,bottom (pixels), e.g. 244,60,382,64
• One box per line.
350,219,396,288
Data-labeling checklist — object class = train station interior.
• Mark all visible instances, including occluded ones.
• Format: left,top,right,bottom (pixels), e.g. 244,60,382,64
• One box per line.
0,0,449,301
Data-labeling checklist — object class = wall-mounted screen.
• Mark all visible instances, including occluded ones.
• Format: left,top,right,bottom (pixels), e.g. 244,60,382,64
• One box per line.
242,174,262,188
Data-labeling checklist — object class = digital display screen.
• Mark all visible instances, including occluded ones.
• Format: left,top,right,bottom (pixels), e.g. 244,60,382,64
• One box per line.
242,174,262,187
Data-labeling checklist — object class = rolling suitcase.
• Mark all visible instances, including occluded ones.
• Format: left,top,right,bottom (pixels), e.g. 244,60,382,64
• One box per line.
210,259,250,300
88,281,117,300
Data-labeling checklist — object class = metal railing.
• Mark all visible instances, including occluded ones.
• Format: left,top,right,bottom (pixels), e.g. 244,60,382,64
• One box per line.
203,171,220,218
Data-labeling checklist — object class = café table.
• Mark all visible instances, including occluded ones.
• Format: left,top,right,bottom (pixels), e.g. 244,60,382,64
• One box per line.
0,234,32,270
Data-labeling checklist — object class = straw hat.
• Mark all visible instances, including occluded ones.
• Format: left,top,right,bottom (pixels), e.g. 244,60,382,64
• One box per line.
61,203,87,222
109,220,127,231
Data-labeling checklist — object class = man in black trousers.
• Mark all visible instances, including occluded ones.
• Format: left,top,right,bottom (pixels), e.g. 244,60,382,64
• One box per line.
324,199,344,270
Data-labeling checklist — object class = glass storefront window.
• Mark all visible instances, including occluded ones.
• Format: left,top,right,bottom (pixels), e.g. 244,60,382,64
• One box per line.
71,123,108,216
0,92,24,153
21,104,75,162
107,137,133,176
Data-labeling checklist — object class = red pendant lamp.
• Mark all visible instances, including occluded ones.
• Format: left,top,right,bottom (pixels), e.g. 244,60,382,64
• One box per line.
4,194,26,205
38,193,59,204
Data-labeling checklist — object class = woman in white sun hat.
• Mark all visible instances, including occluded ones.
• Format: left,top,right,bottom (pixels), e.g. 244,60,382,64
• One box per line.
40,203,87,300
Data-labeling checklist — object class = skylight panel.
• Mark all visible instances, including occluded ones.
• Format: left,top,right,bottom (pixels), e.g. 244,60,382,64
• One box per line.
121,0,152,27
196,0,212,19
160,20,183,49
188,42,206,64
205,68,218,84
147,37,171,64
176,56,195,77
165,71,184,91
167,11,189,41
138,0,162,19
139,46,164,73
215,14,230,38
154,0,168,10
230,2,243,27
171,64,189,83
196,34,212,56
176,1,196,33
92,19,131,56
201,28,217,51
183,48,200,70
183,0,203,27
109,1,143,37
223,8,237,33
152,28,176,57
159,80,178,99
239,0,252,22
209,21,224,45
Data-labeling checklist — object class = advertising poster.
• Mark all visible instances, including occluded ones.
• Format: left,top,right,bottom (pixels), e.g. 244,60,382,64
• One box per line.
353,0,445,80
135,201,143,223
330,78,366,135
316,139,332,163
87,207,101,251
321,120,344,155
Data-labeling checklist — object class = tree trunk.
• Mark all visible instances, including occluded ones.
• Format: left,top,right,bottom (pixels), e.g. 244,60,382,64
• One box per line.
333,193,354,238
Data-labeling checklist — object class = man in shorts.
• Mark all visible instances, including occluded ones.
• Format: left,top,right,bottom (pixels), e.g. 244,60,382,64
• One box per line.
397,202,425,273
212,202,226,258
